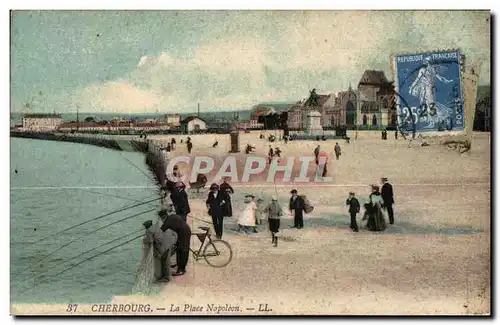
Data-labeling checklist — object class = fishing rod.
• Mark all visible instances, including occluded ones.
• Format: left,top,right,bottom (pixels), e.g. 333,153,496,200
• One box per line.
16,234,143,296
117,151,156,183
12,228,144,287
187,214,214,226
27,196,161,247
14,207,156,279
12,193,156,246
74,188,157,205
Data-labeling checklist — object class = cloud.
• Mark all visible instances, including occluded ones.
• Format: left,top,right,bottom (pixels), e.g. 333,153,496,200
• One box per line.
20,11,488,114
74,81,163,113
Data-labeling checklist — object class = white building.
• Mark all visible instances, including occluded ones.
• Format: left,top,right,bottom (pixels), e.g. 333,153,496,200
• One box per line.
22,114,62,132
180,116,207,134
165,114,181,127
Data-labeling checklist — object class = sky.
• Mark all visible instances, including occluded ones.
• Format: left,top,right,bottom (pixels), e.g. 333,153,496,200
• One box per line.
10,10,490,114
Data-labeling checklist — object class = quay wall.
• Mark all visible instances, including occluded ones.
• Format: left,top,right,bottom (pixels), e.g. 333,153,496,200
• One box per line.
10,131,148,153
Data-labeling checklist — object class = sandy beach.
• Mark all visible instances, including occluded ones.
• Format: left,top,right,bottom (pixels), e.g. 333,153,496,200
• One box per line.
11,131,490,315
127,131,490,315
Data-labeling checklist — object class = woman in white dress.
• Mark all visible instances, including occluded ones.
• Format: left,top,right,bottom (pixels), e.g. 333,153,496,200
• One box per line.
238,194,257,234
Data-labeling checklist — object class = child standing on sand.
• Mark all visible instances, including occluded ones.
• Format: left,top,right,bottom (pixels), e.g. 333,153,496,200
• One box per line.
238,194,257,234
265,197,284,247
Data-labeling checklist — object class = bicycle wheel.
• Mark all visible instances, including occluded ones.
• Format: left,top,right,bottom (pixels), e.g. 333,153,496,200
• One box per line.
203,239,233,268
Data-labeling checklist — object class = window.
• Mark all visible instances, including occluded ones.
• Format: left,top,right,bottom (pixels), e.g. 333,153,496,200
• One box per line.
363,115,367,125
372,114,377,126
331,116,335,126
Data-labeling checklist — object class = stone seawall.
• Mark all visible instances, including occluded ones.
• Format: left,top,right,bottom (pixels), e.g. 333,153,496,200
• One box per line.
10,131,148,153
144,139,171,187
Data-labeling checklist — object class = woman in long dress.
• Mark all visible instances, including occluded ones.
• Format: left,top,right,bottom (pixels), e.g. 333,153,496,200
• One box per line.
363,185,387,232
238,194,257,234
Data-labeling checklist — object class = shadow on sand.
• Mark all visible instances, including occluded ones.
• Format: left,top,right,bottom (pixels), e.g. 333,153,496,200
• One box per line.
223,213,483,236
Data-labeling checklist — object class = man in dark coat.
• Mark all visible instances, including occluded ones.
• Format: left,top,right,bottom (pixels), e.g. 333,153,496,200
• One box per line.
346,191,360,232
206,183,227,239
170,182,190,221
219,177,234,217
289,189,305,229
381,177,395,224
159,206,192,276
187,141,193,154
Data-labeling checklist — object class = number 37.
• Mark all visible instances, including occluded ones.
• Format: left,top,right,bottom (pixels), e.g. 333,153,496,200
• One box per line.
66,304,78,312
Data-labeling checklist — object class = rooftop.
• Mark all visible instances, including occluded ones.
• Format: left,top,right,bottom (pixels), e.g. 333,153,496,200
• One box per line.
181,116,206,124
358,70,390,86
23,113,62,118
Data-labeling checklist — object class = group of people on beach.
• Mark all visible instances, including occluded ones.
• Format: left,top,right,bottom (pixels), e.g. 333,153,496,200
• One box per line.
160,136,193,157
345,177,395,232
140,133,398,287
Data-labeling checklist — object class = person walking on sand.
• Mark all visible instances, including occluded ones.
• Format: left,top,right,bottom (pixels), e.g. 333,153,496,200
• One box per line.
362,185,386,232
170,182,190,221
187,140,193,154
314,145,320,165
265,196,284,247
206,183,227,239
268,145,274,164
275,147,281,158
289,189,305,229
346,191,360,232
219,177,234,218
381,177,395,224
334,143,341,160
317,150,329,178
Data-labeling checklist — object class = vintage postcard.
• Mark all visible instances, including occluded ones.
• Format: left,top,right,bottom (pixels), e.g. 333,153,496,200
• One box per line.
9,10,491,316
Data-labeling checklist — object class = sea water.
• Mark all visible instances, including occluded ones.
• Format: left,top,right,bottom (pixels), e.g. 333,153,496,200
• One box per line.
10,138,160,304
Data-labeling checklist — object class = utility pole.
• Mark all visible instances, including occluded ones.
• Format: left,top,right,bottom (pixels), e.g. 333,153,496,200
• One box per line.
76,106,79,132
197,103,200,118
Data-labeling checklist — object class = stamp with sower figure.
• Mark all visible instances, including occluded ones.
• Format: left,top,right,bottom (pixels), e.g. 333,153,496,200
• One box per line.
392,50,465,133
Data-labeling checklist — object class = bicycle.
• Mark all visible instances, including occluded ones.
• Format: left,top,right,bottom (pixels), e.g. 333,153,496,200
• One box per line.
172,226,233,268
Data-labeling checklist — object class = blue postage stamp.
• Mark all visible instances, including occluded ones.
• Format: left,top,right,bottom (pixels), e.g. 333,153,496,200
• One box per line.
394,50,464,133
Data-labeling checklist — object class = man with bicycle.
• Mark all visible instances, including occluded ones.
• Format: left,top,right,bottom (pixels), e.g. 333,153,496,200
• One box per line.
159,205,192,276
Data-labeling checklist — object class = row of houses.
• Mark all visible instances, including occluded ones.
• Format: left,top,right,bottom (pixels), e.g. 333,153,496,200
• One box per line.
18,114,208,134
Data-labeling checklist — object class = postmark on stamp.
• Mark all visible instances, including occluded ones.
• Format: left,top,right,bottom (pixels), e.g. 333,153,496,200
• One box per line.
393,50,464,133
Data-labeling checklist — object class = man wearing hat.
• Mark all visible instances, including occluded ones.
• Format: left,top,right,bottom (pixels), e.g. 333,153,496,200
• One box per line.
158,205,192,276
219,177,234,218
206,183,227,239
289,189,305,229
381,178,395,224
142,217,177,282
170,181,190,221
346,192,360,232
164,165,182,193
